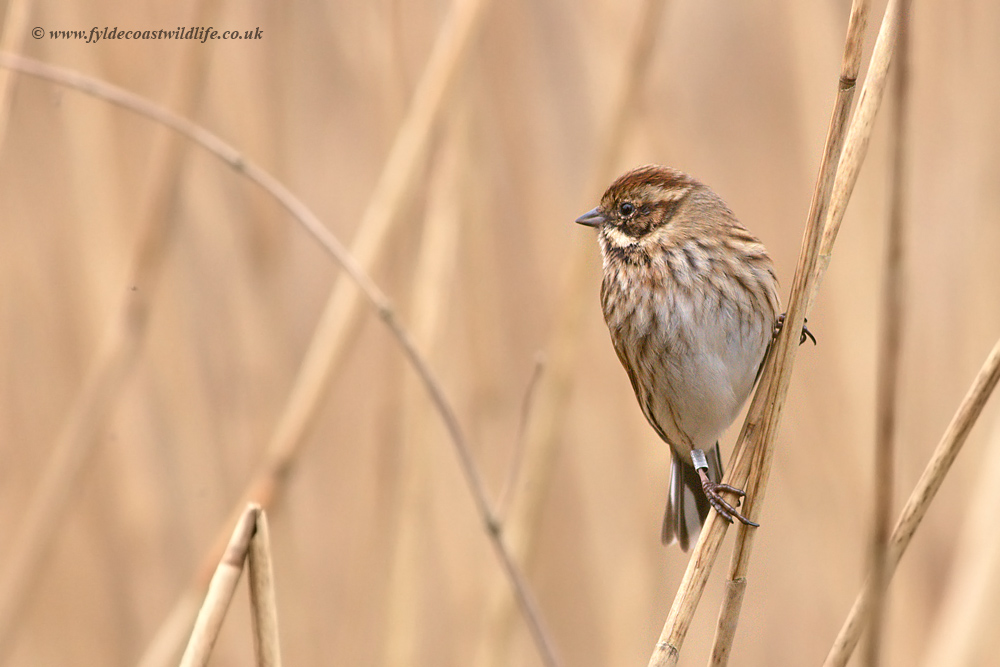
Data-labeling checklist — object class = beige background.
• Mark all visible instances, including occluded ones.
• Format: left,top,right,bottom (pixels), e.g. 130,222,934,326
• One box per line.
2,0,999,665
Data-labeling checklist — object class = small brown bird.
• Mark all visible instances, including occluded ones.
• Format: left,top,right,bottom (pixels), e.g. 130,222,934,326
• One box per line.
577,165,782,551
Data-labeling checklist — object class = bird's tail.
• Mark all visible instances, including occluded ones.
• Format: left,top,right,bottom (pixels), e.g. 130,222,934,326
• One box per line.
661,443,723,551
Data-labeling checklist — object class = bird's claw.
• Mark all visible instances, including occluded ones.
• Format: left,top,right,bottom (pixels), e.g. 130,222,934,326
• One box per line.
774,313,817,346
698,469,760,527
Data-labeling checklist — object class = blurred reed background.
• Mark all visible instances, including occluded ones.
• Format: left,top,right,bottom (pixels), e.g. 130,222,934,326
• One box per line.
1,0,999,665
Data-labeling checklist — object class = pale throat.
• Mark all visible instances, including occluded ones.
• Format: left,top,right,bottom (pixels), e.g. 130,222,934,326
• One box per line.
600,225,640,250
599,221,679,255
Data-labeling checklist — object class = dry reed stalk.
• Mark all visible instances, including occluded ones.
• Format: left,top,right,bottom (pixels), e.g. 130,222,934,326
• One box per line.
656,0,902,659
382,114,464,667
179,505,259,667
709,0,912,661
248,509,282,667
0,48,558,667
707,6,906,665
651,1,877,664
496,353,546,520
810,0,904,311
0,6,218,657
662,0,870,663
919,413,1000,667
0,0,32,150
473,2,671,664
865,3,909,665
823,336,1000,667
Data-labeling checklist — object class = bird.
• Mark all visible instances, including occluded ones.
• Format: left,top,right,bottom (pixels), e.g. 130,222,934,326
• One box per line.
576,164,798,551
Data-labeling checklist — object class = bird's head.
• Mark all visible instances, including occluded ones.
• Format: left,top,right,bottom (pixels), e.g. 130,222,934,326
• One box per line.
575,165,696,244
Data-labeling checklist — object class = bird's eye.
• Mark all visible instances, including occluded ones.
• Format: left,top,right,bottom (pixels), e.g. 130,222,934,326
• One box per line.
619,202,636,218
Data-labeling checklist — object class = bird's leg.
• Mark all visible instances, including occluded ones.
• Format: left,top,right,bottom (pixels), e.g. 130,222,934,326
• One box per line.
774,312,817,346
691,449,760,528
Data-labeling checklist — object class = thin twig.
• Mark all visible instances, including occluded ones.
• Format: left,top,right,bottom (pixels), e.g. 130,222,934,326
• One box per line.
645,2,871,665
475,2,671,664
248,509,282,667
0,47,559,667
866,2,910,665
0,5,219,656
179,505,259,667
823,336,1000,667
497,353,546,520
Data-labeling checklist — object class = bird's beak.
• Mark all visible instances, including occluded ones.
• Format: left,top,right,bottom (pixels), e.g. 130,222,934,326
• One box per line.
575,207,606,227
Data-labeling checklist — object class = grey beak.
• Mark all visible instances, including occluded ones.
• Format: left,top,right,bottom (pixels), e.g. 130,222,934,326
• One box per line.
575,207,606,227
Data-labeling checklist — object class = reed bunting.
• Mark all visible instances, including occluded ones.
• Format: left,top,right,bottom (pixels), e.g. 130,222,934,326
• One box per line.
577,165,810,550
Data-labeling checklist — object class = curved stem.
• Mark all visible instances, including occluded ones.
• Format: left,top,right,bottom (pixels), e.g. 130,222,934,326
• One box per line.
0,51,559,667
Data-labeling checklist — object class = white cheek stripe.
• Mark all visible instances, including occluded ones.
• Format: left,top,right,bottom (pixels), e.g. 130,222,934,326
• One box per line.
603,226,634,248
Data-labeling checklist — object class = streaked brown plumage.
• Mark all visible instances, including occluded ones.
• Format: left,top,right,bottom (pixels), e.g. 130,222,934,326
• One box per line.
577,165,780,551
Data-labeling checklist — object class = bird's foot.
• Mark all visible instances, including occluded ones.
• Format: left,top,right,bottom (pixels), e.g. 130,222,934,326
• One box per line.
697,468,759,527
774,312,817,346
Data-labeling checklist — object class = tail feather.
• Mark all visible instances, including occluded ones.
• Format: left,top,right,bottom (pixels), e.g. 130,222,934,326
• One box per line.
661,444,723,551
